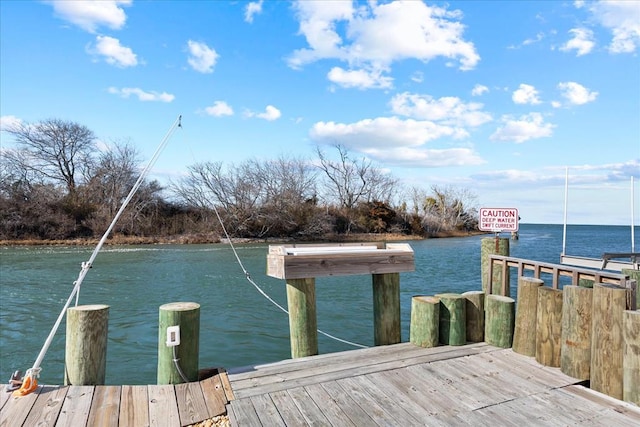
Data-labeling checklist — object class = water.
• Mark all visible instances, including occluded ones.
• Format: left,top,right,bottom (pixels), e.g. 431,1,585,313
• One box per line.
0,224,636,385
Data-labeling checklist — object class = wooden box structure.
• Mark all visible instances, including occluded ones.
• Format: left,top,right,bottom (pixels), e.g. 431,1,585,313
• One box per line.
267,243,415,358
267,242,415,279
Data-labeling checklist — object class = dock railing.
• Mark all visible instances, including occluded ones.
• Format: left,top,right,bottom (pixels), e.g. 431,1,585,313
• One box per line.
488,254,631,296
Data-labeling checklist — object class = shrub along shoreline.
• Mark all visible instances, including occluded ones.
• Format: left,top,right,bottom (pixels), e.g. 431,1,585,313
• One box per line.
0,230,486,247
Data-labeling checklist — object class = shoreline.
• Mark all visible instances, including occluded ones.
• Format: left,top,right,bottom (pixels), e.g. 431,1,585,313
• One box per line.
0,231,487,247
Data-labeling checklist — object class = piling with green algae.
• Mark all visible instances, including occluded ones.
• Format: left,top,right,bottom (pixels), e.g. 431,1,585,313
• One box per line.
286,278,318,358
158,302,200,384
462,291,485,343
410,295,440,348
373,273,402,346
435,293,466,345
622,268,640,307
485,295,515,348
481,237,510,295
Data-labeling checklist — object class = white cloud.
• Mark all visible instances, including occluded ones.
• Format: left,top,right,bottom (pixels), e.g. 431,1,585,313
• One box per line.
287,0,354,69
471,84,489,96
205,101,234,117
245,0,263,23
245,105,281,121
0,115,22,131
49,0,130,33
363,146,485,167
560,28,595,56
557,82,598,105
512,84,542,105
586,0,640,53
310,116,483,167
187,40,218,73
89,35,138,67
311,117,465,148
390,92,492,127
327,67,393,89
288,0,479,86
108,87,175,102
490,113,555,143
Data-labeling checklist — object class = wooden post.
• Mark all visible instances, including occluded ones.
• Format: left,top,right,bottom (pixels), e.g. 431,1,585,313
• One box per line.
591,284,626,400
623,310,640,405
623,269,640,308
410,296,440,348
64,304,109,386
286,278,318,358
512,277,544,356
373,273,401,345
578,278,594,288
462,291,484,343
435,293,466,346
560,285,593,380
158,302,200,384
480,237,509,295
535,287,563,367
485,295,515,348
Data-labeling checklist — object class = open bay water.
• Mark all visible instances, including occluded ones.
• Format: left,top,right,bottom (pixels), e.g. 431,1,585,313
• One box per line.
0,223,637,385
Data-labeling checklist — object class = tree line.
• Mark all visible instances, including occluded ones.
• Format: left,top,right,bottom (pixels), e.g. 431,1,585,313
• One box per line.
0,119,479,241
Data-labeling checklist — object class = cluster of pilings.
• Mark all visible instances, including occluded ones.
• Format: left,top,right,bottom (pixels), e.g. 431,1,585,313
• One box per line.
64,302,201,386
409,236,639,407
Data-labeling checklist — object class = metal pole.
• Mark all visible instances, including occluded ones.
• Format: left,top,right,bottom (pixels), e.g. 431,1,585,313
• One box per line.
632,176,635,253
562,167,569,256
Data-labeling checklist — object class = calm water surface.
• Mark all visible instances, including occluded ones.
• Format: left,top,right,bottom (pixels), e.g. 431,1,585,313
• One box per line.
0,223,636,385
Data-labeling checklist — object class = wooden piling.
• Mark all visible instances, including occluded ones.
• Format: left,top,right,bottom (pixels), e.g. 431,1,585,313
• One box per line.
535,287,563,367
435,293,466,346
485,295,515,348
373,273,401,346
158,302,200,384
286,278,318,358
64,304,109,386
512,277,544,356
560,285,593,380
462,291,485,343
591,283,626,400
480,237,509,295
410,296,440,348
623,269,640,308
623,310,640,405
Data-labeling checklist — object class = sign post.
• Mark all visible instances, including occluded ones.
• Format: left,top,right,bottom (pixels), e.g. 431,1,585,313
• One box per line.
479,208,519,233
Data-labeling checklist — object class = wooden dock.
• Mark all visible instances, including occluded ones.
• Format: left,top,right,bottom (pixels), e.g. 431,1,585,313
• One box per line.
2,342,639,426
226,342,640,426
0,373,231,426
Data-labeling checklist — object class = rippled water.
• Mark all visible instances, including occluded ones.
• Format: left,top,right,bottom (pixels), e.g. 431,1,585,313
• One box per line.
0,224,636,385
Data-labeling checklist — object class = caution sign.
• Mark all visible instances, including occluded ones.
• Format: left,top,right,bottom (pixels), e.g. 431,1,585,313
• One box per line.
479,208,519,232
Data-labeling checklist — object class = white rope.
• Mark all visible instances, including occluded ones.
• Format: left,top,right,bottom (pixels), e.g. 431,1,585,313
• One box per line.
26,115,182,378
209,202,368,349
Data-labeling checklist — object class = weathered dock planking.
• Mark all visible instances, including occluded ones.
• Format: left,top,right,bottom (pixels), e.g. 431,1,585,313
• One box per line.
225,342,640,426
0,373,230,427
2,343,639,426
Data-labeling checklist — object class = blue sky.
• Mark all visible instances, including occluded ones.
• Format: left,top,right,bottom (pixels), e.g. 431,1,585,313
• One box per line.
1,0,639,226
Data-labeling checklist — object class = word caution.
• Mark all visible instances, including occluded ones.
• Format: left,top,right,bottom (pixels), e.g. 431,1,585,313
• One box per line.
479,208,519,232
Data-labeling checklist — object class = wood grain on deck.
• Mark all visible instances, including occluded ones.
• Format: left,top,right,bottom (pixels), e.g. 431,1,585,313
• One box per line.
226,343,640,426
0,374,229,427
2,343,639,426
